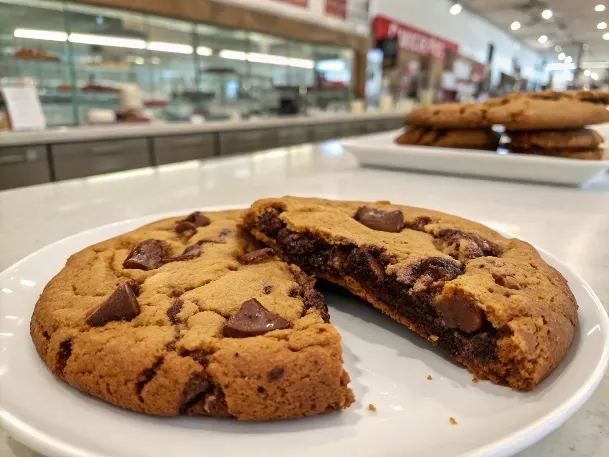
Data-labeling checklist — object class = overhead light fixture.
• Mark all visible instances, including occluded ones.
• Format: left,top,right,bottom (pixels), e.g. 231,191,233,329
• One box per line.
147,42,193,54
69,33,146,49
583,43,590,50
555,45,562,52
247,52,288,65
598,22,608,29
584,69,591,76
511,21,521,31
541,9,553,19
595,4,606,12
134,57,145,65
151,57,161,65
565,56,573,63
288,58,315,69
219,50,247,61
558,53,566,60
538,35,548,44
591,72,599,80
604,32,609,40
196,46,212,56
14,28,67,42
450,3,462,15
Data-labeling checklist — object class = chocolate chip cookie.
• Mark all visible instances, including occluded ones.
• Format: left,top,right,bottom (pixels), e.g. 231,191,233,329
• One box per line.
508,129,604,151
405,103,491,129
30,210,354,420
487,98,609,130
241,197,577,391
396,127,500,150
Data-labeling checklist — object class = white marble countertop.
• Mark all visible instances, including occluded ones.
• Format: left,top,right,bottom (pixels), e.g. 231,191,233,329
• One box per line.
1,141,608,457
0,111,403,147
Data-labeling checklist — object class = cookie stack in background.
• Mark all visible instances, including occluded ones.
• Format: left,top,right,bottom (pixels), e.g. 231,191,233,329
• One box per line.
486,96,609,161
397,103,500,151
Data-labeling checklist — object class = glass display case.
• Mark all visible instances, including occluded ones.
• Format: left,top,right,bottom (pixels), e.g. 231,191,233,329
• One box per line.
0,0,356,127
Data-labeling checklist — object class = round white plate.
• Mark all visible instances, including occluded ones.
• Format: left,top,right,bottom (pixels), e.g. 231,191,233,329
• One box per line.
1,209,608,457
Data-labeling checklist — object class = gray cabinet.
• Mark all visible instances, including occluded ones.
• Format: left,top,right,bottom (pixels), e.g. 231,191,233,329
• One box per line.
0,145,51,190
219,129,278,155
276,125,312,147
152,134,216,165
51,138,151,180
312,123,344,141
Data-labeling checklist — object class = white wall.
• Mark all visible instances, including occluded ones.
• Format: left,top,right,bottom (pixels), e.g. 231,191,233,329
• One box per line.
370,0,546,86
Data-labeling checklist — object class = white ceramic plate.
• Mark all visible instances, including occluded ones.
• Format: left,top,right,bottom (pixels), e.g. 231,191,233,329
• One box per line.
343,131,609,187
1,209,608,457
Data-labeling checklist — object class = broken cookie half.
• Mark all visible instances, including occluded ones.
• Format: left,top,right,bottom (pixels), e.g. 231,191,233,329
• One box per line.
30,210,353,420
241,197,577,391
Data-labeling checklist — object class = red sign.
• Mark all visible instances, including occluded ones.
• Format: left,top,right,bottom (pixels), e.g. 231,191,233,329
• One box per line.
373,15,459,60
275,0,309,7
326,0,347,20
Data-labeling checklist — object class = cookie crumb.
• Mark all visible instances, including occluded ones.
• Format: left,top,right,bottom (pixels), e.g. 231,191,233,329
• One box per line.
427,375,433,381
368,404,377,412
449,417,457,425
472,376,479,383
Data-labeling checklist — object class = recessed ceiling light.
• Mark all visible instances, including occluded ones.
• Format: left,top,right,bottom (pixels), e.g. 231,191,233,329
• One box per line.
583,43,590,50
595,5,606,12
511,21,521,31
598,22,607,29
558,53,566,60
450,3,462,15
584,69,591,76
565,56,573,64
541,9,553,19
555,45,562,52
604,32,609,40
591,73,599,80
538,35,548,43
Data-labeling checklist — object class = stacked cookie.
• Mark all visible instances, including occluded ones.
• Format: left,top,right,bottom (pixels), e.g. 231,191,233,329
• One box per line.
398,103,500,151
486,97,609,160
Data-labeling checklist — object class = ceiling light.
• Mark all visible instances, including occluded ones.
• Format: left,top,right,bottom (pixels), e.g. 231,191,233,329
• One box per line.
583,44,590,50
219,50,247,60
287,58,315,69
14,28,67,42
511,21,521,31
591,72,599,80
598,22,607,29
565,56,573,63
584,69,591,76
558,53,566,60
196,46,212,56
595,5,606,12
134,57,145,65
450,3,462,15
147,42,193,54
538,35,548,44
541,9,553,19
69,33,146,49
151,57,161,65
247,52,288,65
555,45,562,52
604,32,609,40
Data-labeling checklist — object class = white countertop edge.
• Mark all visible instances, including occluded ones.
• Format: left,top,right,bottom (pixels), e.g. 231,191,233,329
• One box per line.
0,111,405,147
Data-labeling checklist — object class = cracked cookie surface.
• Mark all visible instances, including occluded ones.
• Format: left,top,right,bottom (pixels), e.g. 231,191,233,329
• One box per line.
241,197,578,391
404,103,492,129
30,210,354,420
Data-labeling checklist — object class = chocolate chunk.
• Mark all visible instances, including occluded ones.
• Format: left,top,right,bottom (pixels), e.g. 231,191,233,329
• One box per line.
87,281,140,327
223,299,291,338
182,372,210,406
167,299,183,324
184,211,211,228
123,239,169,270
355,207,404,233
268,367,284,381
344,248,386,282
302,288,330,323
175,221,197,239
258,207,286,237
263,284,273,294
171,244,203,262
56,339,72,374
202,390,230,417
404,216,432,231
396,258,463,288
434,230,499,262
239,248,275,265
434,290,484,333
